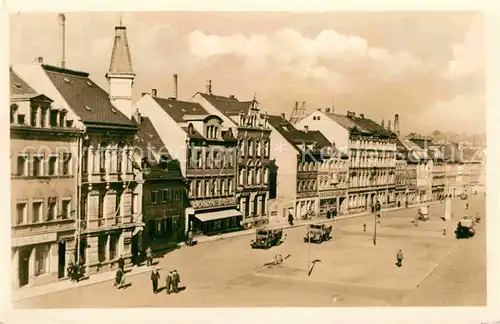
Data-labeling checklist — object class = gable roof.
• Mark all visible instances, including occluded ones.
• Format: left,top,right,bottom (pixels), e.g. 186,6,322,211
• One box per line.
42,65,136,127
10,68,37,97
135,116,183,180
320,111,394,138
268,114,332,153
197,92,254,116
107,26,135,76
152,97,209,123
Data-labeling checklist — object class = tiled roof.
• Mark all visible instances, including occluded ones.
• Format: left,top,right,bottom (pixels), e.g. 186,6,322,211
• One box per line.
152,97,209,122
10,68,37,97
135,117,183,180
42,65,136,127
323,112,394,138
107,26,134,75
198,93,254,116
268,114,332,152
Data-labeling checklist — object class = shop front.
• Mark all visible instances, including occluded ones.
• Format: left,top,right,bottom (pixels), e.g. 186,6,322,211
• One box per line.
318,189,347,218
190,208,243,236
12,231,74,288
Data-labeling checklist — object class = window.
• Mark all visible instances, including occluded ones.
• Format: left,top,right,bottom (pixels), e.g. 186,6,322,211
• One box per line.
82,149,88,173
47,198,57,221
30,106,38,126
17,114,25,125
240,140,246,157
117,147,123,173
10,104,18,124
62,153,71,175
150,191,158,204
205,151,211,168
239,168,245,186
196,150,202,168
16,203,27,225
256,141,261,157
313,116,316,120
98,235,107,263
33,156,43,176
248,140,254,157
261,196,266,215
317,116,321,120
48,156,57,176
99,144,107,172
205,180,211,197
61,199,71,219
16,156,27,176
59,111,67,127
32,201,43,223
98,194,104,219
263,167,269,184
162,189,168,203
229,179,234,193
40,108,47,128
35,245,50,276
197,181,202,197
50,110,58,127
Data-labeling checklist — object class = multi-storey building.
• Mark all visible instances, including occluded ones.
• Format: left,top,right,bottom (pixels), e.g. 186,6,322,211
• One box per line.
267,114,338,223
135,92,241,236
296,109,397,213
133,113,185,254
10,69,80,288
462,145,485,194
12,24,144,274
409,137,443,201
192,89,271,228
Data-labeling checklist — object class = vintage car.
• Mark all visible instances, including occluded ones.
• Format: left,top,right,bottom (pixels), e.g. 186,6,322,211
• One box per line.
455,217,476,239
250,229,283,249
303,224,332,244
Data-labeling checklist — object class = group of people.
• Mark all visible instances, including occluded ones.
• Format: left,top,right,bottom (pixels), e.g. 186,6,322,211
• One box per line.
67,260,85,283
150,267,181,294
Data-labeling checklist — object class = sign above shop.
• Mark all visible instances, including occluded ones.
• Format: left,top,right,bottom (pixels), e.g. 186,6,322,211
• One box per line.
12,232,57,247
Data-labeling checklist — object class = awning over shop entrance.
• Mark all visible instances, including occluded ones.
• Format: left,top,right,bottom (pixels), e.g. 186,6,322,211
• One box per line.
195,209,242,222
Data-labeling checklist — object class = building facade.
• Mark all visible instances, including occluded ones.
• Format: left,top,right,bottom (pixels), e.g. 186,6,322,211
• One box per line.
135,93,241,236
296,109,397,213
10,69,80,288
133,115,185,254
192,90,271,228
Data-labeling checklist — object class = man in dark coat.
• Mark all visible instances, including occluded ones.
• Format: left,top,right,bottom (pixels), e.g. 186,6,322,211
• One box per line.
150,268,160,294
118,255,125,273
172,270,180,293
396,249,404,267
165,271,173,294
288,213,294,226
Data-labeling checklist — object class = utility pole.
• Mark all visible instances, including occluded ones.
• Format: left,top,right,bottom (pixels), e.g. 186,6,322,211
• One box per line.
307,230,311,275
373,200,381,246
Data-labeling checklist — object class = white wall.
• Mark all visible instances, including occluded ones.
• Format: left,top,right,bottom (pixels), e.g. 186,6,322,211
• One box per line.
269,124,298,200
109,76,134,119
295,111,349,153
134,95,188,176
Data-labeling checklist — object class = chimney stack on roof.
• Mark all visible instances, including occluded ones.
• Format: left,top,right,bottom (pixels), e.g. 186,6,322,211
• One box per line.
387,120,392,131
381,119,385,128
151,89,157,97
304,125,309,133
325,108,330,113
173,74,178,100
206,80,213,95
360,113,365,119
229,94,235,99
58,13,66,69
394,113,400,135
347,111,356,118
280,113,286,119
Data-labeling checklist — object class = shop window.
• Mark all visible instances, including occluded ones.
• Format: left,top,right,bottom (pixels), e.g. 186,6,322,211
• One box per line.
35,245,50,276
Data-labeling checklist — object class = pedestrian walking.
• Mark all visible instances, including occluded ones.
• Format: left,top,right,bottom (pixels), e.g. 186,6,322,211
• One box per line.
396,249,404,267
165,271,173,294
288,213,294,226
172,270,180,293
118,255,125,272
187,230,193,247
363,223,367,232
146,246,153,266
114,267,125,289
443,223,447,235
151,267,160,294
465,202,469,210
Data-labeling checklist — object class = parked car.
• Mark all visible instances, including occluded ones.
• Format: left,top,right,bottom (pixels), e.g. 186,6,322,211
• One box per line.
303,224,332,244
455,217,475,239
250,229,283,249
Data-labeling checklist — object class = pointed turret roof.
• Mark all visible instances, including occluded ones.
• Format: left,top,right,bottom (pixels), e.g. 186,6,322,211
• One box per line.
107,26,135,77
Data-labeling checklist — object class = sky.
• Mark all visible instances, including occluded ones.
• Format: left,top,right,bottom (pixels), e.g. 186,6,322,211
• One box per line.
9,11,485,135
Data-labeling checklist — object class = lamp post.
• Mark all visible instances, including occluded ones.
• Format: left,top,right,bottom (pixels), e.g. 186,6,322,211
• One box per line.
373,200,381,246
307,229,311,275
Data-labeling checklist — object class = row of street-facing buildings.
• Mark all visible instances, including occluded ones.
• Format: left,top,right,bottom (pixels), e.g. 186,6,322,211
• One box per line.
10,20,485,288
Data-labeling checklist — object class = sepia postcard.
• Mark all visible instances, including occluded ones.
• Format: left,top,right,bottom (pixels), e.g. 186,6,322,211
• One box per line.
2,1,499,324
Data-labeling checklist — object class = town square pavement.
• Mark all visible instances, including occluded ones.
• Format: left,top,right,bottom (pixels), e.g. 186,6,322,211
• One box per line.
13,195,486,308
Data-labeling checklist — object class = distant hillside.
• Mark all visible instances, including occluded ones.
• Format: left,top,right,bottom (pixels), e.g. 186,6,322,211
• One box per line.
405,130,485,146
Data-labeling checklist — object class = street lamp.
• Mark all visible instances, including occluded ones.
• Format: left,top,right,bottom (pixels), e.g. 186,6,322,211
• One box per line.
373,200,381,246
307,230,312,275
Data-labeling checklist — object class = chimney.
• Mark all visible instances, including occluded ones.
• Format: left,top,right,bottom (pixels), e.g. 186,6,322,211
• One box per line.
133,109,142,124
280,113,286,119
360,113,364,119
304,125,309,133
58,13,66,69
325,108,330,113
173,74,178,99
387,120,392,131
381,119,385,128
151,89,157,97
229,94,235,99
206,80,212,95
317,108,321,111
36,56,44,64
394,114,400,135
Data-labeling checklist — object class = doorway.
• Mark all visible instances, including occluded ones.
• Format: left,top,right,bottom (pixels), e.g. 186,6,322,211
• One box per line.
18,248,30,287
58,241,66,279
